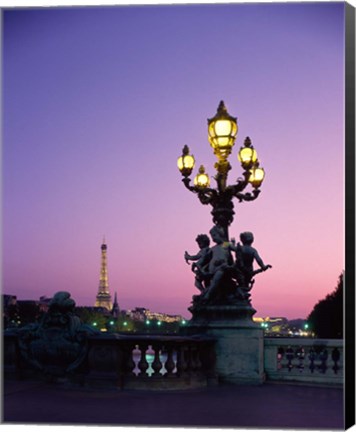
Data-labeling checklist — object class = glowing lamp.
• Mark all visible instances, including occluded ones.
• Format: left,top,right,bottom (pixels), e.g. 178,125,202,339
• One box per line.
194,165,210,188
238,137,258,169
177,145,195,176
208,101,237,160
249,162,265,188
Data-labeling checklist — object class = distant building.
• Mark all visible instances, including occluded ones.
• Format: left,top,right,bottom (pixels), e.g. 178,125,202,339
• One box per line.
3,295,50,317
126,307,183,323
38,296,52,313
3,294,17,309
95,238,112,310
253,316,288,325
253,316,312,336
2,294,18,325
126,307,147,322
145,310,183,323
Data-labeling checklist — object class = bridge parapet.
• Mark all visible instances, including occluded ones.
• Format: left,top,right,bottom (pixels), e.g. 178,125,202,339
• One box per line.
264,337,343,386
3,332,217,390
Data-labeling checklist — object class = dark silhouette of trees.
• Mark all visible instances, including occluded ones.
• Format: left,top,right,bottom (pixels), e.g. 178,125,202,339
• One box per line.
74,307,108,330
307,272,343,339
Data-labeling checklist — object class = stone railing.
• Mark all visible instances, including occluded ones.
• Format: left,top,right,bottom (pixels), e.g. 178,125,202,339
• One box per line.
86,333,217,390
3,332,217,390
4,331,344,388
264,338,343,386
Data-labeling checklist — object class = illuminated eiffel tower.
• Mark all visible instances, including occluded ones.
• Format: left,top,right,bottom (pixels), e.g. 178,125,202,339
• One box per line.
95,238,112,310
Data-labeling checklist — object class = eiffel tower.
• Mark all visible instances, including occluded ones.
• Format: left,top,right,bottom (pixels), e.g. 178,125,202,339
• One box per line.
94,238,112,310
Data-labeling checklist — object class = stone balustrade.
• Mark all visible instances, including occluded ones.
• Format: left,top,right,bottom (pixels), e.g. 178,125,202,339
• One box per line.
3,332,217,390
4,331,344,388
264,338,343,386
86,333,217,390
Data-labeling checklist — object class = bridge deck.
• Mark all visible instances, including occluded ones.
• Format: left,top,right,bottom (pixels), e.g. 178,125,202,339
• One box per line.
3,379,344,429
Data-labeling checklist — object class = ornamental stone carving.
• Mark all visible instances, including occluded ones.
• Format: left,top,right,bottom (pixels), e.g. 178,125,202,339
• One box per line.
17,291,99,378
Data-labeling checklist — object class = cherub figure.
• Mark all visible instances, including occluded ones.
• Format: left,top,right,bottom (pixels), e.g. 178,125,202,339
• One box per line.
201,225,234,301
207,226,232,273
230,232,272,294
184,234,211,292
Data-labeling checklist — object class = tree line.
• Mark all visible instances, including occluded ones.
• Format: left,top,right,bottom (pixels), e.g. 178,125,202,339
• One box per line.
307,272,343,339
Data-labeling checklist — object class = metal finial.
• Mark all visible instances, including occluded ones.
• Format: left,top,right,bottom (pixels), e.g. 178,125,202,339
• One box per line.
217,100,227,114
244,137,252,147
182,145,190,155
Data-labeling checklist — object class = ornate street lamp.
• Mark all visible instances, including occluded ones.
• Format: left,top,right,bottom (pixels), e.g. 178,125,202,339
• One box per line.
238,136,258,169
208,100,238,161
194,165,210,188
177,145,195,177
249,161,265,188
177,101,265,239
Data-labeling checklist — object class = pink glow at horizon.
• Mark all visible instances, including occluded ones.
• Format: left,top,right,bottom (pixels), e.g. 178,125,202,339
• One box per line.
3,3,345,319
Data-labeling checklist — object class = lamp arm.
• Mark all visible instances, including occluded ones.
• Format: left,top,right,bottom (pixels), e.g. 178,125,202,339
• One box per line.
197,189,217,205
234,189,261,202
182,177,196,192
226,177,248,195
181,178,217,204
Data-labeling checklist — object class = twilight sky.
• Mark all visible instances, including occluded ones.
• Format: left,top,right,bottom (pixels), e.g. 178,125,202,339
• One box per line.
3,2,345,319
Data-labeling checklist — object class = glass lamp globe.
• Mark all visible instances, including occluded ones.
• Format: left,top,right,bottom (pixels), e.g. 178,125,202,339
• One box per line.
238,137,258,169
249,163,265,188
177,145,195,176
208,101,237,160
194,165,210,188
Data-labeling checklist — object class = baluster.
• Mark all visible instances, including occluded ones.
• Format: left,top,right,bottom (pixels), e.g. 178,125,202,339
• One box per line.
319,348,328,374
151,343,163,377
138,343,149,377
201,341,217,382
124,343,136,376
185,345,193,375
296,346,305,373
176,344,188,377
277,347,284,370
194,345,202,372
286,346,294,372
165,345,175,377
188,344,197,373
332,347,340,374
308,348,316,373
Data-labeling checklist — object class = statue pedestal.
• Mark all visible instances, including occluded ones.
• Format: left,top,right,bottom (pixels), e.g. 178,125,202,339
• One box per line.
186,303,265,385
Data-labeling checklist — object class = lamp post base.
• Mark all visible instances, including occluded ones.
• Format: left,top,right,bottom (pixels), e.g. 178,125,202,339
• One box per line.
185,303,265,385
189,301,256,324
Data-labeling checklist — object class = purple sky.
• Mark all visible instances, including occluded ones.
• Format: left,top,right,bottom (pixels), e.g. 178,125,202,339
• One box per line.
3,3,345,319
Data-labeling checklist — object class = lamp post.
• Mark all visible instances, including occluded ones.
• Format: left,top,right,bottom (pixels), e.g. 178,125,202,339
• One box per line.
177,101,265,239
178,104,269,385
